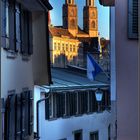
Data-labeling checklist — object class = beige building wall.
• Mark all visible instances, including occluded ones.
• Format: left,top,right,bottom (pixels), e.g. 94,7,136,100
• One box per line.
50,36,84,68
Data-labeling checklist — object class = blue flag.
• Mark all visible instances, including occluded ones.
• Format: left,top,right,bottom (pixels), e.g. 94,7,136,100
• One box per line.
87,53,103,81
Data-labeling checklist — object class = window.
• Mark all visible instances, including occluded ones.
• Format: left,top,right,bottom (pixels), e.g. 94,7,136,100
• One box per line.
91,21,95,29
90,131,99,140
59,138,67,140
20,8,33,55
128,0,138,39
45,89,110,120
74,130,83,140
78,91,88,114
4,90,33,140
58,43,60,50
1,0,9,49
54,42,57,50
70,19,76,28
1,0,33,55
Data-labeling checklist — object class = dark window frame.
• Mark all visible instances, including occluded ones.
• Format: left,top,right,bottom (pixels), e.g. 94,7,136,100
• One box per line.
73,129,83,140
90,131,99,140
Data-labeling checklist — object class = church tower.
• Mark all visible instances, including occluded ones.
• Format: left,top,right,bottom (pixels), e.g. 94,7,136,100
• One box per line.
63,0,78,36
83,0,98,37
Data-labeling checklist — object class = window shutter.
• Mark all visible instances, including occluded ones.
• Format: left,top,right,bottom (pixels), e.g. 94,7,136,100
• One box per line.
28,91,33,135
20,10,28,54
15,94,22,140
21,91,29,139
128,0,138,39
15,3,21,52
4,94,16,140
21,9,33,55
1,0,10,49
28,12,33,55
9,0,16,51
45,95,50,120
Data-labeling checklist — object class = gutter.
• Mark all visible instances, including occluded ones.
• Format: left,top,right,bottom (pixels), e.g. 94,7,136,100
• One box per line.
42,84,110,93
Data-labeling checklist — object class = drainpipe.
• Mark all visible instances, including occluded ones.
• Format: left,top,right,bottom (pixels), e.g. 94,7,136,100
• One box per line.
35,86,50,140
36,89,50,140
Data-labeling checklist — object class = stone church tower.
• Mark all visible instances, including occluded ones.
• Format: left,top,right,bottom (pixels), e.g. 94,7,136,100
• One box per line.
63,0,78,37
83,0,98,37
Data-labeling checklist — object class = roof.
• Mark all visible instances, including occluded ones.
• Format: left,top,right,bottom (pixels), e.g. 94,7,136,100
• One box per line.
77,26,89,36
43,67,109,92
49,26,75,39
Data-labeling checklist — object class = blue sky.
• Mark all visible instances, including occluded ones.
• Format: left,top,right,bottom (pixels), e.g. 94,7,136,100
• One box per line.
50,0,110,39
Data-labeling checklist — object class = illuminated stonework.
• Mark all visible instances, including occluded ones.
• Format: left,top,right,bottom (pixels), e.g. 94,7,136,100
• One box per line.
49,0,99,68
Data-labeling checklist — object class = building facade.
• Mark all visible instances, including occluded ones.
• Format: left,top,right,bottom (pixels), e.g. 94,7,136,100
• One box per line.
34,68,116,140
99,0,139,139
0,0,52,140
49,27,84,68
50,0,99,68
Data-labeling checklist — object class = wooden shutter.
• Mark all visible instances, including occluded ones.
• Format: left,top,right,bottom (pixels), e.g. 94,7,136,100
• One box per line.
15,3,21,52
45,95,50,120
9,0,16,51
128,0,138,39
1,0,10,49
15,94,22,140
28,12,33,55
20,9,28,54
21,91,29,139
4,94,16,140
28,91,33,135
21,9,33,55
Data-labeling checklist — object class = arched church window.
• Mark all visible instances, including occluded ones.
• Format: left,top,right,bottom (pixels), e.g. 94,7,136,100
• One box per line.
69,0,72,4
70,19,75,27
91,21,95,28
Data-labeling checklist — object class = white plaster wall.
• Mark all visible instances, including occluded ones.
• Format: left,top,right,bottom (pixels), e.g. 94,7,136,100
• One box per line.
34,89,116,140
1,50,34,99
39,102,113,140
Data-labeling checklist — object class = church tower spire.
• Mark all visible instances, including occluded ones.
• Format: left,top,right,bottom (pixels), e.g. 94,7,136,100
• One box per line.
63,0,78,36
83,0,98,37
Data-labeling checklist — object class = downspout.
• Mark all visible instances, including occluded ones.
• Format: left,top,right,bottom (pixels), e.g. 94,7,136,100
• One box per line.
37,0,53,85
36,95,50,140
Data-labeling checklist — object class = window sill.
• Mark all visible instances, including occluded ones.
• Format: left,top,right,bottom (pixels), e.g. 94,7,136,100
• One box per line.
6,51,17,59
22,55,31,61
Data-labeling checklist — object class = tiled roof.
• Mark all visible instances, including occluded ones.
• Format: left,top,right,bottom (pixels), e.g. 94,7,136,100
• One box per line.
49,26,75,39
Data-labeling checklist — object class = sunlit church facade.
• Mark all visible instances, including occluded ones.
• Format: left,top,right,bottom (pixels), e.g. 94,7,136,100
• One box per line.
49,0,98,68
